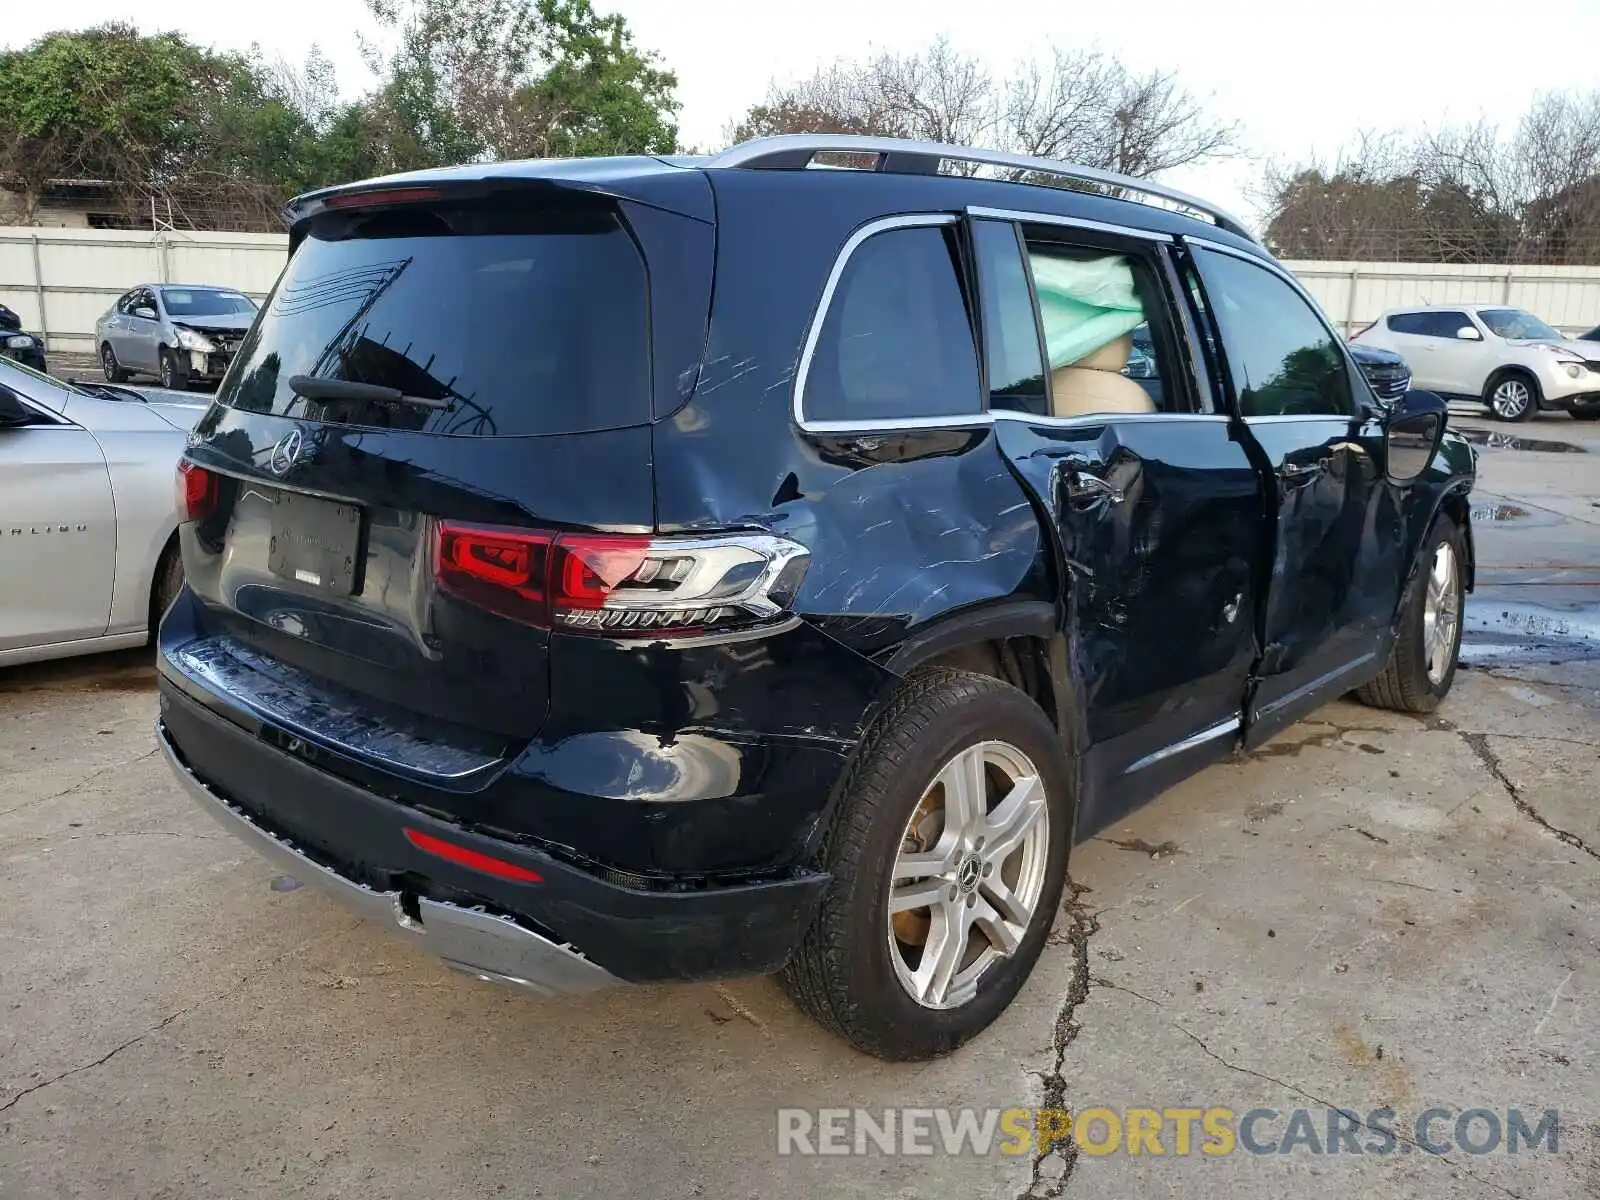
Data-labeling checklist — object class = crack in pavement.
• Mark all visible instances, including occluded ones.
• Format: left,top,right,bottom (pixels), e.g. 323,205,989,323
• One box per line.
0,747,160,820
0,918,363,1116
1168,1025,1525,1200
1017,879,1099,1200
1090,978,1525,1199
1457,730,1600,863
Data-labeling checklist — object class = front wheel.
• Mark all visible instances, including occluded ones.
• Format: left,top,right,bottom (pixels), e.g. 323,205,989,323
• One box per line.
1485,373,1537,422
1356,516,1465,713
1569,407,1600,422
158,346,187,391
780,669,1072,1060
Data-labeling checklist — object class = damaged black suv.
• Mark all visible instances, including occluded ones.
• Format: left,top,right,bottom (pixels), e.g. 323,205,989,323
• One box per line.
158,135,1476,1060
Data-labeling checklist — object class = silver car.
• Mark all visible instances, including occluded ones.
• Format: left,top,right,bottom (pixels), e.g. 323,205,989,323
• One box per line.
95,284,257,391
1353,304,1600,422
0,357,207,667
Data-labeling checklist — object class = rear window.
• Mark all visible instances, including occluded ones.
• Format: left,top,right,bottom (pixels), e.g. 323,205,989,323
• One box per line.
220,203,650,436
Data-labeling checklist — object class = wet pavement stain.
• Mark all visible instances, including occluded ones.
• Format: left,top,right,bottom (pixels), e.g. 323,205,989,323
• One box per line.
1247,724,1390,759
1455,428,1587,453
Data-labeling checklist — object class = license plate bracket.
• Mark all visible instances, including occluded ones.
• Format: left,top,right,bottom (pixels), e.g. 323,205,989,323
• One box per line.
267,491,363,596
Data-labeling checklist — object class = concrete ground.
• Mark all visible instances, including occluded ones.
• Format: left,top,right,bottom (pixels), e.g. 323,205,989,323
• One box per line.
2,413,1596,1199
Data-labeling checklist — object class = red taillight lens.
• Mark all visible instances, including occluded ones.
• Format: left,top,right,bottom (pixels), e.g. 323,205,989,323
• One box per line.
403,827,542,883
175,460,219,522
553,536,651,610
435,522,553,625
433,521,809,638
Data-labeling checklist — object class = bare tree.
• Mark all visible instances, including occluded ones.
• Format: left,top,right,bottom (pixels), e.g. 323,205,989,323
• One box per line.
1005,50,1234,176
1264,89,1600,264
726,40,1236,182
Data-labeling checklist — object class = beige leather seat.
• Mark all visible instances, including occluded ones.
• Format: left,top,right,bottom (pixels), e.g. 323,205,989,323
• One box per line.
1049,335,1157,418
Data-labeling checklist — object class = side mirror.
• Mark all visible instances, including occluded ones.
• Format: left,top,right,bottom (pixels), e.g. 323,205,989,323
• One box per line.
1455,326,1481,341
1384,388,1448,483
0,384,39,428
135,307,157,320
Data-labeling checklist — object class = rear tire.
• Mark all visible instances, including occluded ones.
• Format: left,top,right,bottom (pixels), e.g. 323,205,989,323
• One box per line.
1569,407,1600,422
101,343,130,383
158,346,187,391
149,542,183,643
1484,371,1538,422
779,668,1072,1060
1356,515,1465,713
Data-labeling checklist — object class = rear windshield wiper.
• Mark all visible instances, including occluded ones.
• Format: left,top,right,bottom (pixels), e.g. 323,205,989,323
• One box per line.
288,375,452,411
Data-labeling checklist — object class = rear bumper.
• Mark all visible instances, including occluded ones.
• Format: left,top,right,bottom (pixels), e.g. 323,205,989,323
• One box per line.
157,677,830,984
162,727,618,996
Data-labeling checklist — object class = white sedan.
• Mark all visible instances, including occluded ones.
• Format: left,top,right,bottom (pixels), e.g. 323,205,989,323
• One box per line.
0,358,207,667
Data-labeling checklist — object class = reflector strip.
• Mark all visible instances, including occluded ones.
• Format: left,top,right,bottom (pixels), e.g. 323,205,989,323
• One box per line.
403,827,543,883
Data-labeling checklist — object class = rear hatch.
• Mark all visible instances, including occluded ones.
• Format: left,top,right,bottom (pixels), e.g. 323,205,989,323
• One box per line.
171,178,711,765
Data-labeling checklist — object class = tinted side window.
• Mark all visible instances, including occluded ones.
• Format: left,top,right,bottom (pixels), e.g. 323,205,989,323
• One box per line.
1192,248,1353,418
1387,312,1428,335
804,224,980,424
115,292,135,315
1423,311,1471,338
971,219,1047,416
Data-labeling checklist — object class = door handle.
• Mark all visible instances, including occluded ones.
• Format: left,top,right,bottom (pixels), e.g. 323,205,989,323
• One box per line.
1063,470,1125,506
1278,457,1330,484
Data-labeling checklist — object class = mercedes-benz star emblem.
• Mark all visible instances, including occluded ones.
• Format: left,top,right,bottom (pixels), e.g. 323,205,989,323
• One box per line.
268,429,305,476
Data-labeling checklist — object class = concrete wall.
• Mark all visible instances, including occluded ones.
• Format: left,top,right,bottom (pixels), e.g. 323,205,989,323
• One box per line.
1282,260,1600,337
7,224,1600,355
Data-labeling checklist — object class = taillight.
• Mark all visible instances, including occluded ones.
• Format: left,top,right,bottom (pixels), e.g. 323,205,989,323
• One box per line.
175,460,219,522
434,522,809,639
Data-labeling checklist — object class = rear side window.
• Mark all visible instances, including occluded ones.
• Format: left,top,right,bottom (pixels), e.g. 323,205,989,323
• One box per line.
802,223,980,424
1389,311,1470,338
221,204,650,436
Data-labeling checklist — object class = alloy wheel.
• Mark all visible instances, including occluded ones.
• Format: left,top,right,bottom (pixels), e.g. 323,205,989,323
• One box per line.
1423,542,1461,686
160,352,176,390
886,740,1050,1010
1490,379,1531,420
101,346,117,381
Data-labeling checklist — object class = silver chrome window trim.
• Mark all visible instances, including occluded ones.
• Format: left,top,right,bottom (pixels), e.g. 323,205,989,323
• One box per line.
968,206,1173,244
1241,413,1353,425
993,410,1227,429
797,211,1215,435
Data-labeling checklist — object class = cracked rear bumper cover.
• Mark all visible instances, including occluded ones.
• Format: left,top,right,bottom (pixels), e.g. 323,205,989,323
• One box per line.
160,729,618,996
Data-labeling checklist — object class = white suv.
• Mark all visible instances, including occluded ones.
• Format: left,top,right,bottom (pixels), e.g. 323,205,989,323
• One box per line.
1354,305,1600,422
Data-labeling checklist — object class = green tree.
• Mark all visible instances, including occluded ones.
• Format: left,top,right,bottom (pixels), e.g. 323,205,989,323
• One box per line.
0,24,234,219
362,0,678,169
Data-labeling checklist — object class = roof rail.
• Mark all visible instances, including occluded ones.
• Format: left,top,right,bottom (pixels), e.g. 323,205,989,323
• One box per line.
708,134,1257,244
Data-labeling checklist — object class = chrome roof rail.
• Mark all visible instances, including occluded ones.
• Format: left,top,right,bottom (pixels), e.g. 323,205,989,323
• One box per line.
708,134,1257,244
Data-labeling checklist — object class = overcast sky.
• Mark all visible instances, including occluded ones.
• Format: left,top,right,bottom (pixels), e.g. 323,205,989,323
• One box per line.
9,0,1600,228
